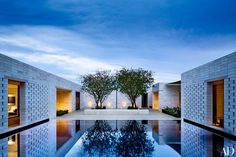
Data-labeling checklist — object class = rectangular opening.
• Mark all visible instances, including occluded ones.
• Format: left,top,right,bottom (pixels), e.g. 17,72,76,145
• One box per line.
8,80,20,127
76,92,80,110
56,88,72,114
212,80,224,128
142,93,148,108
153,92,159,110
56,120,72,149
75,120,80,132
212,134,224,156
8,134,20,157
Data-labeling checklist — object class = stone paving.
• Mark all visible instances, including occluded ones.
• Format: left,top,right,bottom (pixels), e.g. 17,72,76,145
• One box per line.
57,109,180,120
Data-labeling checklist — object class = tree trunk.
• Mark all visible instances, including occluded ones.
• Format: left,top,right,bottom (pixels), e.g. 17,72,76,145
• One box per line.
131,98,136,109
95,100,99,108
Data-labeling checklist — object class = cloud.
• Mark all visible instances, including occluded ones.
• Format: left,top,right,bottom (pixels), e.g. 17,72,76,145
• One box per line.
0,25,235,84
2,51,120,76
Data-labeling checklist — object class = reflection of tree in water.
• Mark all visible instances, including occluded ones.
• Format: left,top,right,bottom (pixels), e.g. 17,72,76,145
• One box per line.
82,120,116,157
115,120,154,157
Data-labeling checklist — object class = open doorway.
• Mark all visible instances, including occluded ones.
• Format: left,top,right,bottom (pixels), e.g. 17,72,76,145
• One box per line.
212,80,224,128
142,93,148,108
56,88,72,115
76,92,80,110
8,80,20,127
153,92,159,111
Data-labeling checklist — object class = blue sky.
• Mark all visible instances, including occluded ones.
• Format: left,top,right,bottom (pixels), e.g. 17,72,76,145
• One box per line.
0,0,236,82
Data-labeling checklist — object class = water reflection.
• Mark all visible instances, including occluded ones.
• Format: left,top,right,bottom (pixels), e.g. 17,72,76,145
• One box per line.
2,120,235,157
115,120,154,157
181,122,236,157
82,120,116,157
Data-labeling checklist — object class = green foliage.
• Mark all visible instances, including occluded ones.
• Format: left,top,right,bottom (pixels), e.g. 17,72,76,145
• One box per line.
162,107,181,117
116,68,154,108
56,110,68,116
81,71,116,108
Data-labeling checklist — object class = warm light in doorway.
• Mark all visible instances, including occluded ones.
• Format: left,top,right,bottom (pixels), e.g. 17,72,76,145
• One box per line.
122,101,127,108
107,102,112,108
88,101,93,108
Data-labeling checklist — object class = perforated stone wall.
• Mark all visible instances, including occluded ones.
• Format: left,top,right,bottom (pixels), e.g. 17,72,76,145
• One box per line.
181,123,211,157
0,76,8,132
25,82,49,123
0,53,81,132
182,52,236,135
0,138,8,157
20,122,50,157
182,82,206,123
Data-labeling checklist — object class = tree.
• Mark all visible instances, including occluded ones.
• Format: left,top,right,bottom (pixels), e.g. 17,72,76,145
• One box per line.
116,68,154,108
115,120,154,157
82,120,116,156
81,71,116,108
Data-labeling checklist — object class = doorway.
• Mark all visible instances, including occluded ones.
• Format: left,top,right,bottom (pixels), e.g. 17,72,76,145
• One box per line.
153,92,159,110
8,80,20,127
212,80,224,128
142,93,148,108
56,88,72,112
76,92,80,110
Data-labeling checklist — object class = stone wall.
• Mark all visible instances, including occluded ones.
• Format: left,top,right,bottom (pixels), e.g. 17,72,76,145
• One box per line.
150,83,180,111
181,52,236,135
0,53,81,132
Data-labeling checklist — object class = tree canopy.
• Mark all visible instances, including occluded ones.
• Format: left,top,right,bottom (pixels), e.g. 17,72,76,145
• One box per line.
81,70,116,108
116,68,154,108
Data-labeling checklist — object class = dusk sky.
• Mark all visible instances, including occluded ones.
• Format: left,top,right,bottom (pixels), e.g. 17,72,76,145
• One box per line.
0,0,236,83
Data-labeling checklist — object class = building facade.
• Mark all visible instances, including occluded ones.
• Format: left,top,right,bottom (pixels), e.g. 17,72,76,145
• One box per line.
182,52,236,135
0,53,82,133
151,82,181,111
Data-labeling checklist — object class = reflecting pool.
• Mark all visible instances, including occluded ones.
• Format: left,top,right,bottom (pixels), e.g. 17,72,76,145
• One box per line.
2,120,236,157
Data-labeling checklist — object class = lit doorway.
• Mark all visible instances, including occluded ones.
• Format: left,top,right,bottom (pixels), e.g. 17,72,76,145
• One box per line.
8,80,20,127
212,80,224,128
56,88,72,113
153,92,159,110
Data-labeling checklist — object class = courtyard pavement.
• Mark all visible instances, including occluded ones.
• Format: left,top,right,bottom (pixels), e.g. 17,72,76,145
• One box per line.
57,109,181,120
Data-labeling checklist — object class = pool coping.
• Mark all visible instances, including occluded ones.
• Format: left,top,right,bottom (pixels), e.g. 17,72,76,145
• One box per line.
0,118,49,139
184,118,236,141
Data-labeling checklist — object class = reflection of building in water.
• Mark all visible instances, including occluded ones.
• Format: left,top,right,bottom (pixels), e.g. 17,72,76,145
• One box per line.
55,120,85,157
3,122,50,157
152,120,181,154
8,134,19,157
182,123,210,157
1,138,8,157
182,122,236,157
2,120,85,157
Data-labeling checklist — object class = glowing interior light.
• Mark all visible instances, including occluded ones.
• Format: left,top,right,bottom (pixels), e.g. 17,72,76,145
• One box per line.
88,101,93,108
107,102,112,108
122,101,127,108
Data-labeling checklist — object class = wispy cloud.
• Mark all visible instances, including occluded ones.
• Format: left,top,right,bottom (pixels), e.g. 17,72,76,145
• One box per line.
0,24,235,83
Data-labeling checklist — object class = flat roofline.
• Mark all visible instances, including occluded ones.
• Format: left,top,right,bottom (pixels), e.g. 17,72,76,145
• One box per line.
182,51,236,75
168,80,181,85
0,53,80,86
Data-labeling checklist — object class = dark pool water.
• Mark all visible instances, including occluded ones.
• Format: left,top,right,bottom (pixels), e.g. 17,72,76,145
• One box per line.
3,120,236,157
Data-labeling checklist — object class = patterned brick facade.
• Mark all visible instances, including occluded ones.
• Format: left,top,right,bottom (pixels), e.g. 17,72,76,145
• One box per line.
0,53,81,132
182,52,236,135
